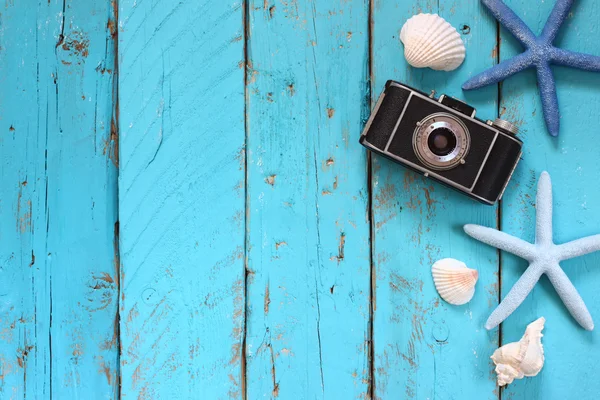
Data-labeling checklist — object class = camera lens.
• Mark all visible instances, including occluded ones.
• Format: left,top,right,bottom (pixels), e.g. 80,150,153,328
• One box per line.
413,113,470,171
428,128,457,156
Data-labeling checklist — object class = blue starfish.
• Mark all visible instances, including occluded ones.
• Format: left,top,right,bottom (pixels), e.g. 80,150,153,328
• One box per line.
462,0,600,136
465,172,600,331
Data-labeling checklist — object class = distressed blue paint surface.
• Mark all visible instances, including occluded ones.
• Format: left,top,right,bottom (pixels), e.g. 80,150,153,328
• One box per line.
0,0,118,398
2,0,600,398
117,0,245,398
499,0,600,398
371,1,502,399
245,1,370,399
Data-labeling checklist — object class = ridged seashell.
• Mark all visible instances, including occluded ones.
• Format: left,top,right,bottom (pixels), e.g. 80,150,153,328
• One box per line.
491,317,545,386
400,13,466,71
431,258,478,305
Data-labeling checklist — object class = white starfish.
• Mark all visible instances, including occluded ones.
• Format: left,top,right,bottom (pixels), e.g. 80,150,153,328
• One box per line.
464,171,600,331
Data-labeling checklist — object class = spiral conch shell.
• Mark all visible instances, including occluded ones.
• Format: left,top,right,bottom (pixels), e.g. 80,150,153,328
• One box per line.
431,258,478,305
400,13,466,71
491,317,545,386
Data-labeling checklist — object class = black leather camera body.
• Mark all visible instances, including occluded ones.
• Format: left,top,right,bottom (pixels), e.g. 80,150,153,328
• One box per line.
360,80,523,205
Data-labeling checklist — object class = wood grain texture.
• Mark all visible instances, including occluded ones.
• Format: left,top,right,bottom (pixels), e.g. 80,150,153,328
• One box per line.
0,0,119,398
245,0,371,398
370,1,500,398
117,0,246,398
499,0,600,398
4,0,600,398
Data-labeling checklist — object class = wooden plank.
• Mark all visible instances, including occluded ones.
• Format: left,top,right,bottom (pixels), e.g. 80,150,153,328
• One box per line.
244,0,371,398
117,0,246,398
370,1,500,398
0,0,119,398
499,0,600,398
0,4,49,396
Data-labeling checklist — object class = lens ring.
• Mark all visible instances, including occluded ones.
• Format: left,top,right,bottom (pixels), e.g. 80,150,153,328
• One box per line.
412,113,470,170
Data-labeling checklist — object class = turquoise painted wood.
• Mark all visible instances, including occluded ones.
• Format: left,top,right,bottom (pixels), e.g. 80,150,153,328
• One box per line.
0,0,119,398
371,1,501,398
3,0,600,399
117,0,246,398
498,0,600,398
245,0,370,398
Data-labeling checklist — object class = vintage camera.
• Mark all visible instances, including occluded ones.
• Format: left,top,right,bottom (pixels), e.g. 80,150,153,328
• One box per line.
360,80,523,205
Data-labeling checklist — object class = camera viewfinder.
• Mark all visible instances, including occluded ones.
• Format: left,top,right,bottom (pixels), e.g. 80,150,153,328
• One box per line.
439,95,475,118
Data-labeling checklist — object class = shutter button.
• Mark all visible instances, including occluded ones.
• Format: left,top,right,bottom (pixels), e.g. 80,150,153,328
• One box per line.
492,118,519,135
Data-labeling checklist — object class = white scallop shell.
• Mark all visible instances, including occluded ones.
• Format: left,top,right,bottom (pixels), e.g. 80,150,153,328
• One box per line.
491,317,545,386
400,13,466,71
431,258,478,305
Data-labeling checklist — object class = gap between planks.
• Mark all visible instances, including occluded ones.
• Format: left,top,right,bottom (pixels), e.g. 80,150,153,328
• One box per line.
367,0,376,398
241,0,250,398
